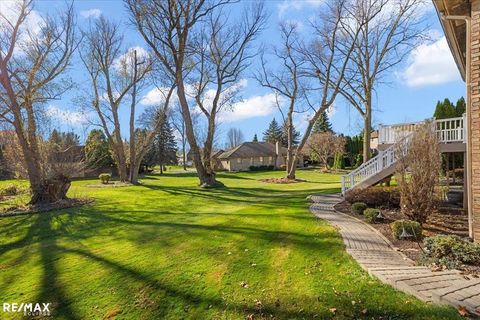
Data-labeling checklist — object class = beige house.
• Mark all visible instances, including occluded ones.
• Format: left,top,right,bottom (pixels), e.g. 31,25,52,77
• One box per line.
217,142,287,171
434,0,479,241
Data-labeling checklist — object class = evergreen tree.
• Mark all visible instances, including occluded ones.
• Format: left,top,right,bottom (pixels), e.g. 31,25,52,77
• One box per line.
312,110,333,134
84,129,114,169
262,118,283,144
252,134,258,142
145,111,178,174
433,98,456,119
280,121,300,147
48,130,80,151
455,97,466,117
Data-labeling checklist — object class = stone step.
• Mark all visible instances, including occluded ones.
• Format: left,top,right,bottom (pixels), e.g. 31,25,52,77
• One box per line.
431,279,480,315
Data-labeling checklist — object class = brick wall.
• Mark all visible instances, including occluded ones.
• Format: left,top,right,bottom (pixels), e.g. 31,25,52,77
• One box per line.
471,0,480,241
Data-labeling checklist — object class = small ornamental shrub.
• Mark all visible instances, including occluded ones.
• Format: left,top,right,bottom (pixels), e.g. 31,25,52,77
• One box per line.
390,219,422,240
364,208,380,224
345,186,400,209
423,235,480,268
99,173,111,184
351,202,367,215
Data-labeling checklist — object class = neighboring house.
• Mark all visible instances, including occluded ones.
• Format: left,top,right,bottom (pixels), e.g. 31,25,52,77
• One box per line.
217,141,287,171
185,149,224,170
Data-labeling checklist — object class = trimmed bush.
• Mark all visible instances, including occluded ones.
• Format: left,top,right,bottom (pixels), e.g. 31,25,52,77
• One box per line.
423,235,480,268
99,173,111,184
249,165,274,171
351,202,367,215
364,208,380,224
345,186,400,209
390,219,422,240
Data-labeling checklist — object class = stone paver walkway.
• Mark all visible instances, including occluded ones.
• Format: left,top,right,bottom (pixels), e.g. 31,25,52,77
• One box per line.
309,193,480,316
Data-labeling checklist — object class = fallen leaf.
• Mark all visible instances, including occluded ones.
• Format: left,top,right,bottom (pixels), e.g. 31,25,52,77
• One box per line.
458,306,468,317
240,281,248,288
227,252,232,255
351,300,356,305
329,308,337,314
275,299,280,307
251,263,257,267
361,309,368,315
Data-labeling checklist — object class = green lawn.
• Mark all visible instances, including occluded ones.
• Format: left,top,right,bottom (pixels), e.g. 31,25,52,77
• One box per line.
0,170,460,319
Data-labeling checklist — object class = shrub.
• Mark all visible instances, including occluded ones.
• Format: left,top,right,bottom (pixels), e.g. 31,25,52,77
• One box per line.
395,122,441,223
249,165,274,171
364,208,380,224
351,202,367,214
99,173,111,184
390,219,422,240
345,186,400,209
423,235,480,268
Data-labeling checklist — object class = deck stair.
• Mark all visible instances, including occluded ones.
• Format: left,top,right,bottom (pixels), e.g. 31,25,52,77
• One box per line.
341,116,466,195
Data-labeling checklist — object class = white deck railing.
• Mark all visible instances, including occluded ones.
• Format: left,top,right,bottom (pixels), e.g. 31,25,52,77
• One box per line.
378,115,466,145
343,115,466,195
341,134,411,194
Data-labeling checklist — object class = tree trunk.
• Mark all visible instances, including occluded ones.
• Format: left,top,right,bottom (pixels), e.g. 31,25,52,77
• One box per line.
129,50,139,185
285,108,294,180
30,175,71,205
363,113,371,163
182,134,187,171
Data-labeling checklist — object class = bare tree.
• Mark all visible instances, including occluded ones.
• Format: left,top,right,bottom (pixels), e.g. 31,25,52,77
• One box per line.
304,132,345,170
80,16,171,184
255,22,305,179
127,0,266,187
339,0,427,162
395,122,441,224
0,0,77,204
225,127,244,149
278,0,370,180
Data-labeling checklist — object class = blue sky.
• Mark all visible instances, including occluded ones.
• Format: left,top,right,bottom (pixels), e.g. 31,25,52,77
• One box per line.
30,0,466,145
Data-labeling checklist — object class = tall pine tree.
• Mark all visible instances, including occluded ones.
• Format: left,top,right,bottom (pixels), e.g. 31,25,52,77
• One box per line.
312,110,333,134
455,97,466,117
280,120,300,147
84,129,114,169
252,134,258,142
433,98,456,119
144,110,178,174
262,118,283,144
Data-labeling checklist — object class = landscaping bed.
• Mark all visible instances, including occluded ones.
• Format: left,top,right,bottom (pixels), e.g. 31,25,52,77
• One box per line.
336,196,480,278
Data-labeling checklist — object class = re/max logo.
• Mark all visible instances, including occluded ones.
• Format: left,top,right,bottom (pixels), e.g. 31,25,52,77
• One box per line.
2,303,51,316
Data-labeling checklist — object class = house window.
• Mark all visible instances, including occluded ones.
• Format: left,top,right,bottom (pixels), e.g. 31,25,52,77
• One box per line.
269,156,273,162
259,157,263,162
237,158,241,164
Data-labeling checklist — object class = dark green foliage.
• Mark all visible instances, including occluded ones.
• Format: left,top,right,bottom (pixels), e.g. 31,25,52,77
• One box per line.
262,118,283,144
84,129,114,169
391,220,422,240
280,121,300,147
364,208,380,224
333,152,344,169
252,134,258,142
351,202,367,214
312,110,333,134
433,97,465,119
249,165,274,171
98,173,111,184
423,235,480,268
48,129,80,152
345,186,400,209
143,110,178,173
344,134,363,167
455,97,466,116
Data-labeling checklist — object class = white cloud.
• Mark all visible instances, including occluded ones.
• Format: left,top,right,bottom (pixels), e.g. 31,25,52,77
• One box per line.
400,36,461,87
80,9,102,19
278,0,323,18
140,87,173,105
113,46,150,75
46,105,90,126
219,92,280,123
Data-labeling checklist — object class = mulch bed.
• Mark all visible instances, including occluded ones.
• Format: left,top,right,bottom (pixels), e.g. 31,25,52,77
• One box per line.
0,198,93,218
86,181,134,188
259,177,306,184
334,200,480,277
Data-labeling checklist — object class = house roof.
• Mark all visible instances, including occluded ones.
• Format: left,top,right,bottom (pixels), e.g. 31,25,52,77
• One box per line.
218,142,287,160
433,0,469,80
